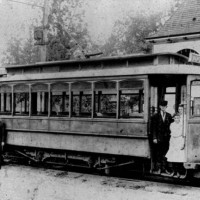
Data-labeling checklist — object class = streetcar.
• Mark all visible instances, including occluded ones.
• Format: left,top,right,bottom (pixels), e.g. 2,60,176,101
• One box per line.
0,52,200,179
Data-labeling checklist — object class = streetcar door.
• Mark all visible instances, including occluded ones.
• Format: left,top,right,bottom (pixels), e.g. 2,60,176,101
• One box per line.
149,75,187,116
149,75,187,171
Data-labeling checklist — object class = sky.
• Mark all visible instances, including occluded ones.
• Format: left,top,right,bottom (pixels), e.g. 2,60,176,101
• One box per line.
0,0,177,65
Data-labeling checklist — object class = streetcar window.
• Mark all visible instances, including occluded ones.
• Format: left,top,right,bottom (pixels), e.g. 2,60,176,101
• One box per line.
51,83,69,117
119,80,144,118
31,84,48,116
14,84,29,115
165,87,176,115
0,85,12,115
166,87,176,93
94,81,116,118
71,82,92,117
191,81,200,116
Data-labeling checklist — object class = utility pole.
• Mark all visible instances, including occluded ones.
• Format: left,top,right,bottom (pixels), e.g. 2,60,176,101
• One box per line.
34,0,49,62
40,0,49,62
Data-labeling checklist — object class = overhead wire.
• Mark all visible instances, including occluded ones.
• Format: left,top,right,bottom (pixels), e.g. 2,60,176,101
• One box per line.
6,0,43,8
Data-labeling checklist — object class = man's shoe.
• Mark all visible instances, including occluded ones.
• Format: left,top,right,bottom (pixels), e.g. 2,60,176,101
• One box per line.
153,169,161,175
173,172,180,178
169,171,175,177
165,169,172,175
161,169,173,176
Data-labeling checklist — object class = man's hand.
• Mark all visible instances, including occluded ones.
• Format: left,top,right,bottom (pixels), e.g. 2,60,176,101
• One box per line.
153,139,158,144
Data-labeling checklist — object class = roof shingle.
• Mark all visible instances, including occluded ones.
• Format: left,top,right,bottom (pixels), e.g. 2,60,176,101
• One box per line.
148,0,200,39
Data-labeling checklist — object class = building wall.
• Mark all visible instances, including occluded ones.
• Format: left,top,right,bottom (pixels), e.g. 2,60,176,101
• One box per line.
153,39,200,54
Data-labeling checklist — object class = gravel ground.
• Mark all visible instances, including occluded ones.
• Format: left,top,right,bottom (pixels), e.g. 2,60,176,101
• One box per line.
0,165,200,200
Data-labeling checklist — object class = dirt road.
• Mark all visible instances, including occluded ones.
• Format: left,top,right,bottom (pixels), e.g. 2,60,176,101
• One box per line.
0,165,200,200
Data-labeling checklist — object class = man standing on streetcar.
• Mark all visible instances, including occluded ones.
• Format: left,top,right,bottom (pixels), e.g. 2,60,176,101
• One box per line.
151,100,173,174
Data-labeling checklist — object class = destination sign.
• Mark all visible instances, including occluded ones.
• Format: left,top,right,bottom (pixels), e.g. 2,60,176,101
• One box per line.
188,52,200,64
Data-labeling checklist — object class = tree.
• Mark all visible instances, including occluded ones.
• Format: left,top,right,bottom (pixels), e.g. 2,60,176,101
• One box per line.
2,0,93,65
46,0,92,61
100,13,161,56
2,0,183,64
0,0,42,65
2,28,40,65
101,0,183,56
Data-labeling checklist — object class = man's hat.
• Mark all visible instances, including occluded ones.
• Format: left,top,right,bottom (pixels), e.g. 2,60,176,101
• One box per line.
160,100,168,106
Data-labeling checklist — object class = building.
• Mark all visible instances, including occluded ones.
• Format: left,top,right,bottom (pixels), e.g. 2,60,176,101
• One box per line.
146,0,200,57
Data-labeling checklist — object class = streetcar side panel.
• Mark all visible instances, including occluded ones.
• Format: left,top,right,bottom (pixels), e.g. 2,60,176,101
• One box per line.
6,130,149,157
3,116,149,157
186,75,200,164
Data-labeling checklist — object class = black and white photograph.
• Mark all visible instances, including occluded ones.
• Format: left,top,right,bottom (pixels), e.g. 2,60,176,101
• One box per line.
1,0,200,199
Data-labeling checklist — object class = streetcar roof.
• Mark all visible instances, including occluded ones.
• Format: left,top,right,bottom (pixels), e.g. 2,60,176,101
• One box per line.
2,64,200,83
5,52,188,69
3,52,200,82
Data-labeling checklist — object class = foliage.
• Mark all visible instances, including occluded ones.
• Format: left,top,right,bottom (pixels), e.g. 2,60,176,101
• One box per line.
46,0,92,61
2,0,184,64
2,28,40,65
73,95,91,114
100,13,162,56
15,93,29,104
2,0,92,65
81,96,91,112
100,0,183,56
101,95,116,113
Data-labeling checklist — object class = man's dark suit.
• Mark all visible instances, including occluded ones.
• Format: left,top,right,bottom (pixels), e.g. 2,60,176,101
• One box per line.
151,111,173,171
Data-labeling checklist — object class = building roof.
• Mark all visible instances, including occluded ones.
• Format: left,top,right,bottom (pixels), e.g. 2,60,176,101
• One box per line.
147,0,200,40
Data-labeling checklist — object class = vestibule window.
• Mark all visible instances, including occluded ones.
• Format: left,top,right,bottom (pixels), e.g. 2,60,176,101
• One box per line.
191,80,200,116
14,84,29,115
31,84,48,116
51,83,69,116
71,82,92,117
94,81,117,118
119,80,144,118
0,85,12,115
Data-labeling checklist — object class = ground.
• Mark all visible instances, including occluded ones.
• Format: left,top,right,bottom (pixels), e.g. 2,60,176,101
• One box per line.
0,165,200,200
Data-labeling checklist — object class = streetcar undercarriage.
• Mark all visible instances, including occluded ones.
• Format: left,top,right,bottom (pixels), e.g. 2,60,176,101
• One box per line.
2,144,191,180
